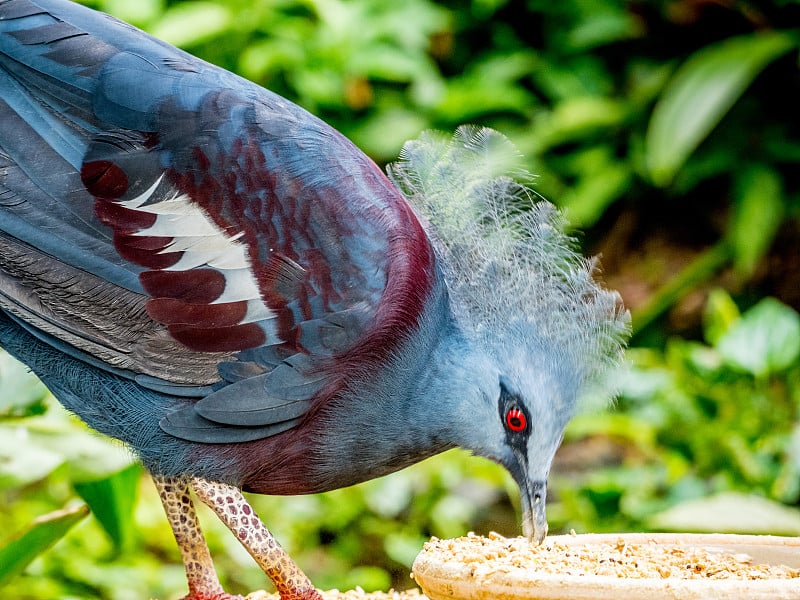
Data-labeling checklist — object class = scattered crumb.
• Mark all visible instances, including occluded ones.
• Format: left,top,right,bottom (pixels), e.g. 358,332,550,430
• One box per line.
416,532,800,581
247,588,426,599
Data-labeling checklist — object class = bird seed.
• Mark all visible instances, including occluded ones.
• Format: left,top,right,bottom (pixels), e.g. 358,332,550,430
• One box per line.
416,532,800,581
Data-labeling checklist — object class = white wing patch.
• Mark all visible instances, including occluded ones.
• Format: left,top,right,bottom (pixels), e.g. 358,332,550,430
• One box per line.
119,175,270,314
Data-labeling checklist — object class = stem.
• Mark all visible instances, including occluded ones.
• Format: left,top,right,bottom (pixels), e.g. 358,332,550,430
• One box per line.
631,240,731,336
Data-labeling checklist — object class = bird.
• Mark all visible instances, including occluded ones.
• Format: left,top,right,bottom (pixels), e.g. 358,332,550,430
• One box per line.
0,0,630,598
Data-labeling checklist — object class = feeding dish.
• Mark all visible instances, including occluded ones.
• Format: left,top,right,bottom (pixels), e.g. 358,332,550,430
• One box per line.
412,532,800,600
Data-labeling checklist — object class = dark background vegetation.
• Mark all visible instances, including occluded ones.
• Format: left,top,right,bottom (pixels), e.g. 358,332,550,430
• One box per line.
2,0,800,598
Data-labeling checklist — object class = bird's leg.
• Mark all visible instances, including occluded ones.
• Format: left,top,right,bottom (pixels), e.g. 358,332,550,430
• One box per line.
154,475,242,600
191,477,322,600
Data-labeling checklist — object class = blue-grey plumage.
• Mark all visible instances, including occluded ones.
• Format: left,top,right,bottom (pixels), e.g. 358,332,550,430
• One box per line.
0,0,629,597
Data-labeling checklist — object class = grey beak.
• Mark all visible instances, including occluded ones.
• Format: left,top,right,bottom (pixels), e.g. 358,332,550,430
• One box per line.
520,479,548,544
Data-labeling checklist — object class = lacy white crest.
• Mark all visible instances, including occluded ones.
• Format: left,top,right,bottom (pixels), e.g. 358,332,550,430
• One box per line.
388,126,630,395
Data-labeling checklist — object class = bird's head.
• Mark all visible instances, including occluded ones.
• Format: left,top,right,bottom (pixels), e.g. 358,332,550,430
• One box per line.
388,126,630,543
448,332,582,544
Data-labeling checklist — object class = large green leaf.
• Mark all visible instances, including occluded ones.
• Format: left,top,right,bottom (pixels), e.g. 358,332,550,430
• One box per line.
716,297,800,377
729,164,784,276
0,505,89,586
73,464,141,551
646,32,795,186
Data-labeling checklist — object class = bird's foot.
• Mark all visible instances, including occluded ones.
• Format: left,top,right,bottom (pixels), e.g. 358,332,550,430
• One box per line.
272,587,323,600
183,588,321,600
155,475,322,600
181,593,244,600
180,587,325,600
155,477,244,600
191,478,323,600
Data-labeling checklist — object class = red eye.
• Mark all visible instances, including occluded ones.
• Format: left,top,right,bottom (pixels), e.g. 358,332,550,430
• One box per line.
505,407,527,432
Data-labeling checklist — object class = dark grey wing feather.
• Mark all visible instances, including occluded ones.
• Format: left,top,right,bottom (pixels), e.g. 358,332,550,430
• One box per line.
162,353,326,434
159,409,302,444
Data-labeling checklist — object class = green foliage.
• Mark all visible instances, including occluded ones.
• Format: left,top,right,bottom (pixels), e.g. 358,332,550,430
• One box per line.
550,292,800,535
645,32,795,186
0,352,141,596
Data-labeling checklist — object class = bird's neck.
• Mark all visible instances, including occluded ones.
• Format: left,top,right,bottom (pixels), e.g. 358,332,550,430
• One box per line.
308,277,482,489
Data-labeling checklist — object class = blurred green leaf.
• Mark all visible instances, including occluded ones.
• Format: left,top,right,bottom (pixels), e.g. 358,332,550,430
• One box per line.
21,413,135,482
343,565,390,593
681,342,724,378
0,504,89,586
630,242,731,335
98,0,162,26
565,9,642,50
0,351,49,418
363,473,413,518
350,108,428,161
729,164,784,276
534,96,627,151
648,492,800,535
430,494,477,538
567,411,660,448
239,38,304,83
646,32,795,186
384,531,427,567
716,297,800,377
773,424,800,503
558,148,632,228
73,464,141,551
150,2,232,47
703,288,741,345
0,426,65,489
434,52,537,122
350,43,430,82
0,399,140,552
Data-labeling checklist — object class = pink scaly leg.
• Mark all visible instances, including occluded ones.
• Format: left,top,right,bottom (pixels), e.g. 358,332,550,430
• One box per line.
191,477,322,600
154,475,242,600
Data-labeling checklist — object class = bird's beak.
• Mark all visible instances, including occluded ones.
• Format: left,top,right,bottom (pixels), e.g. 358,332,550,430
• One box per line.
520,478,548,544
508,449,549,544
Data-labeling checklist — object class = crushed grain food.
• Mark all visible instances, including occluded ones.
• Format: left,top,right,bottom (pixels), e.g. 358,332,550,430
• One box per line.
416,532,800,581
247,588,426,599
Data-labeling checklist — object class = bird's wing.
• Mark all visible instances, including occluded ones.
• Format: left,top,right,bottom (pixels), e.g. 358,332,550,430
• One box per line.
0,0,436,442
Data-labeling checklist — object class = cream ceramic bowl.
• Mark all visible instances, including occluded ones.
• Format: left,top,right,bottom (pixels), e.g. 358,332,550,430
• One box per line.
412,533,800,600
